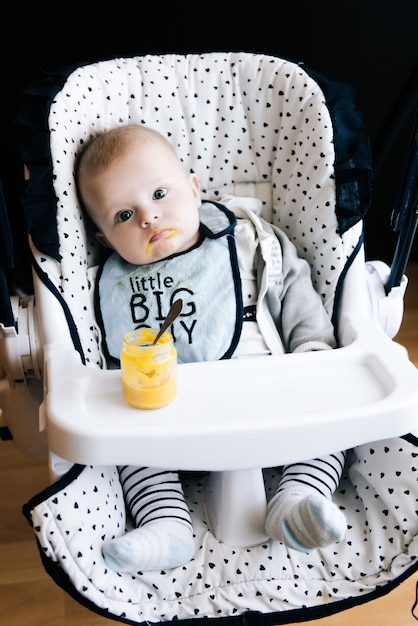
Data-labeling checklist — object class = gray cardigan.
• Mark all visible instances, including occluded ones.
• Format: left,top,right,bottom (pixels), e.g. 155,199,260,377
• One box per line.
214,196,336,355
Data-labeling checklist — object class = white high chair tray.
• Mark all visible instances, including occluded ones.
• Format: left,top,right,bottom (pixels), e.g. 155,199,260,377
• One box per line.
43,314,418,468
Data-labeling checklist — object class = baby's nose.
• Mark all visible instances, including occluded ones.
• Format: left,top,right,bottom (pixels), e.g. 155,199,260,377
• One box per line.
138,209,158,228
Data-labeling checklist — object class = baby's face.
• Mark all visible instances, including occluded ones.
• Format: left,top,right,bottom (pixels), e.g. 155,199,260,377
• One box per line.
79,138,201,265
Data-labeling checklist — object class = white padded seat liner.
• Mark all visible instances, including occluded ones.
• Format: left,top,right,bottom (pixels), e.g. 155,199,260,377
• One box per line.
22,52,418,624
42,52,361,367
26,437,418,623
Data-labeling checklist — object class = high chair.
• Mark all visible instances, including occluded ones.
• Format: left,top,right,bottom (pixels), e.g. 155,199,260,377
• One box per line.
0,52,417,625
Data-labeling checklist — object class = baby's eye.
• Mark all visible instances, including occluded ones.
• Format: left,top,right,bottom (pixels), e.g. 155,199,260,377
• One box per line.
116,209,133,223
153,187,167,200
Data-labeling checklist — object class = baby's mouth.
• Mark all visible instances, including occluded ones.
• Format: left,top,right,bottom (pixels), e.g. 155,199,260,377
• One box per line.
146,228,178,257
149,228,171,243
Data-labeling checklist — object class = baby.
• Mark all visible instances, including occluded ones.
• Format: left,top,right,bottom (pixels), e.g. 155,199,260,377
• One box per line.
75,124,347,573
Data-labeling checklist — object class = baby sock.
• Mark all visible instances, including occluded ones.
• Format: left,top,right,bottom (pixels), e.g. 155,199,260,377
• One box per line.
103,466,194,573
265,487,347,552
102,519,195,572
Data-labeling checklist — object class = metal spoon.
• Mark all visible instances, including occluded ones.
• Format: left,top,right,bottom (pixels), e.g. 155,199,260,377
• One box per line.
152,299,183,345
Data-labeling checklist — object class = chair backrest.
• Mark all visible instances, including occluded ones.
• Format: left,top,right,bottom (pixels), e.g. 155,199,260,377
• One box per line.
19,52,369,367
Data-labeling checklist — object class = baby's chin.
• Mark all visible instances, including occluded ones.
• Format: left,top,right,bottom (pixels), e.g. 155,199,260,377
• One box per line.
144,235,198,263
144,242,174,261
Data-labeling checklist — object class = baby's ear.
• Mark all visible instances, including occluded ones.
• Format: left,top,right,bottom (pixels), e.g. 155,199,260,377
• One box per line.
190,173,200,188
189,173,201,201
95,232,112,249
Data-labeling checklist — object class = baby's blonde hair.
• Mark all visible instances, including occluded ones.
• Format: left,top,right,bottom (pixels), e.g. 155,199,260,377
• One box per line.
76,124,177,179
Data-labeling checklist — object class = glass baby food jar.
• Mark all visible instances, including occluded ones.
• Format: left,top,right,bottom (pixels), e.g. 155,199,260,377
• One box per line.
121,328,177,409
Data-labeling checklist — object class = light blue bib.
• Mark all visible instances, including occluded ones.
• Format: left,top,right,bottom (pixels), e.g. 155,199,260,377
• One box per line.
97,203,243,364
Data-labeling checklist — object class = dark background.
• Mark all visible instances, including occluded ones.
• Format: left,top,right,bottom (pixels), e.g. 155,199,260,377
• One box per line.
1,0,417,283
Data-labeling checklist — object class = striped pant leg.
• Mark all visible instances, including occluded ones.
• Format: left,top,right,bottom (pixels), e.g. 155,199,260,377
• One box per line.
276,451,346,499
118,465,192,529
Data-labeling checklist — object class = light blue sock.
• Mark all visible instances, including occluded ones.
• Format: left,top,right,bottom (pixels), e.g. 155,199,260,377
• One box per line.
265,488,347,552
102,520,195,572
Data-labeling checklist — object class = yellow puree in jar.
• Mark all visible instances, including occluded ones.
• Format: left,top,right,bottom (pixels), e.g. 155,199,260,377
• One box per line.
121,328,177,409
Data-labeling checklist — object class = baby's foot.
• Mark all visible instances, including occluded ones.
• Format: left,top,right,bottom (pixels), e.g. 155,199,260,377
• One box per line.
265,490,346,552
102,520,194,572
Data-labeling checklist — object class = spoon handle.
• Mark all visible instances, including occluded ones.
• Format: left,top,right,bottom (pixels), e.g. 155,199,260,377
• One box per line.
152,299,183,345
